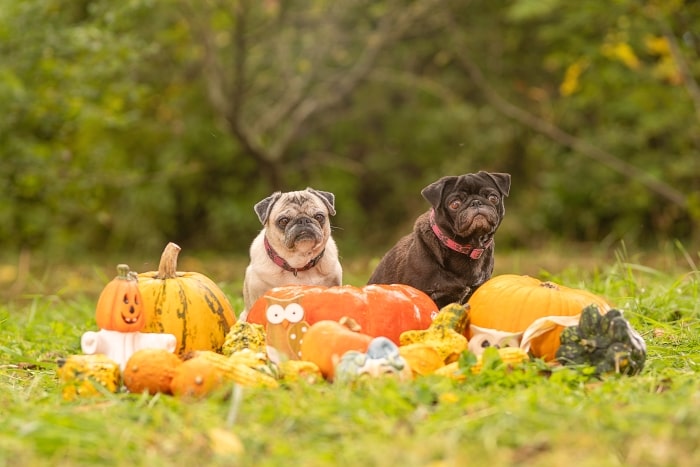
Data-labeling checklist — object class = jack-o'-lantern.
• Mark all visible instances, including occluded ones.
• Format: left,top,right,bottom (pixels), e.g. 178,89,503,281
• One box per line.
95,264,145,332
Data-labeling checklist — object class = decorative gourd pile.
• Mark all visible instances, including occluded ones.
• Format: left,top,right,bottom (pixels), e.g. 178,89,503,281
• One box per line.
240,288,533,386
58,345,286,401
59,243,243,400
57,256,648,401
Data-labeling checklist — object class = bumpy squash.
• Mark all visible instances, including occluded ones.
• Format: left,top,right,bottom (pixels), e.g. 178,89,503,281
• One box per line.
278,360,324,384
468,274,611,360
398,343,445,376
138,243,237,355
222,321,267,355
399,303,470,363
190,350,279,388
556,304,646,375
57,354,121,401
246,284,437,345
435,347,530,380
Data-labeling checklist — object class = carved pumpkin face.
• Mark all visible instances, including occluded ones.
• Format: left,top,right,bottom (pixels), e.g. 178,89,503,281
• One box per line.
95,264,145,332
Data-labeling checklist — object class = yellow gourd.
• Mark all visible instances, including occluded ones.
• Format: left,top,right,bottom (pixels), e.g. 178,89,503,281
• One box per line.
138,243,237,355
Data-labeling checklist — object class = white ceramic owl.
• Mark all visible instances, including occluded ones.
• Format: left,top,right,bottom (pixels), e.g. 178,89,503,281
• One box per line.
468,324,523,355
264,295,309,364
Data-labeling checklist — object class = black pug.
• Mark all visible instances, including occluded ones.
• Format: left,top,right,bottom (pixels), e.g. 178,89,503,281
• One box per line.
368,171,510,308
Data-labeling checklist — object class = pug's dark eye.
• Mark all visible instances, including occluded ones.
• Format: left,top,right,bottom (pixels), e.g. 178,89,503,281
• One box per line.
277,217,290,228
449,199,461,210
314,213,325,223
488,194,499,204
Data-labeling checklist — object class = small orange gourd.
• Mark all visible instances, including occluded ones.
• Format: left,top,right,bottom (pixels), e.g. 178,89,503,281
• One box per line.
170,357,225,399
123,348,183,395
95,264,145,333
300,318,373,381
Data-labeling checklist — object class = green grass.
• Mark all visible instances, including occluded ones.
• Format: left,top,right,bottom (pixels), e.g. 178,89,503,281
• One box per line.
1,246,700,466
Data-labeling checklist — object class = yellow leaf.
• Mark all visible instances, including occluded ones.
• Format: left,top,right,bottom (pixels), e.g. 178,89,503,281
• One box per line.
644,35,671,56
208,428,244,456
438,392,459,404
559,58,589,96
602,42,640,70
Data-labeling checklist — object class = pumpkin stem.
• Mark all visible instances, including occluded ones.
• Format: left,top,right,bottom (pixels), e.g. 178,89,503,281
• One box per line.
338,316,363,333
116,264,137,281
541,282,559,290
157,242,182,279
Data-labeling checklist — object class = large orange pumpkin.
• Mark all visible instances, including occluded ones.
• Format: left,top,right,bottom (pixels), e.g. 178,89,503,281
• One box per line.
467,274,611,361
138,243,237,355
95,264,145,332
246,284,438,345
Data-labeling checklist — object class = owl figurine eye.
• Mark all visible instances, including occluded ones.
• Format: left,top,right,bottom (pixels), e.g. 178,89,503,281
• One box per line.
468,325,524,355
284,303,305,323
496,335,521,348
263,295,310,364
266,304,285,324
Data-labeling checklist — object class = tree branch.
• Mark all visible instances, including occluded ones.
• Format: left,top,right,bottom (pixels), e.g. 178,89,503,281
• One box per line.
662,25,700,125
223,0,275,166
266,0,442,160
443,16,688,209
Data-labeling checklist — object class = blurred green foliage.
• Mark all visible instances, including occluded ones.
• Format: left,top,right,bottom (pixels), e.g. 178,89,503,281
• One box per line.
1,0,698,260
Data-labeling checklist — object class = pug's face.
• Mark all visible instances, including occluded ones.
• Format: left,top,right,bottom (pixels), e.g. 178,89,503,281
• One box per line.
254,188,336,254
422,171,511,241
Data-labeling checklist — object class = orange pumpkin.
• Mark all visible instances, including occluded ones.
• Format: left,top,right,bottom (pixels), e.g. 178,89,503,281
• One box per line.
246,284,438,345
300,318,373,380
138,243,237,355
467,274,611,360
95,264,145,332
170,356,225,399
123,348,183,395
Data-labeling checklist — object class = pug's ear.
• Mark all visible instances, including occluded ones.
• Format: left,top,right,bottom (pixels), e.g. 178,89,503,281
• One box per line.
421,176,459,208
253,192,283,224
306,188,336,216
482,172,511,197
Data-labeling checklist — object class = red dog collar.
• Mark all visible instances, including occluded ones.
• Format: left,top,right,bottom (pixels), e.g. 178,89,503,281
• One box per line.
264,236,325,276
429,209,492,259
